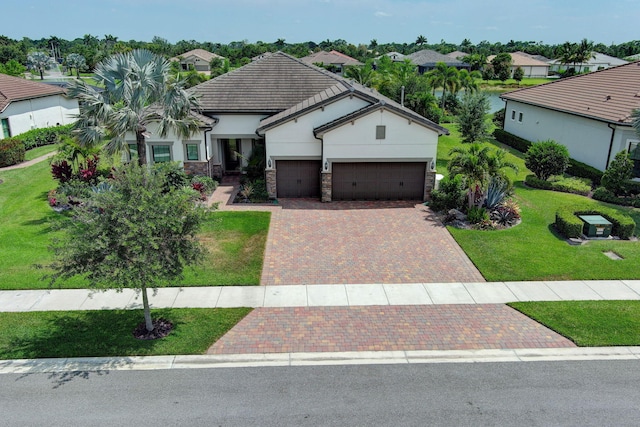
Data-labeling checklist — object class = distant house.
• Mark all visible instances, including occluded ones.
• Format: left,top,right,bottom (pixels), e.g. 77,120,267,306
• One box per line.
300,50,363,75
0,74,79,139
170,49,225,75
487,52,550,78
405,49,470,73
126,52,448,201
548,52,628,73
445,51,468,61
381,52,406,61
500,62,640,176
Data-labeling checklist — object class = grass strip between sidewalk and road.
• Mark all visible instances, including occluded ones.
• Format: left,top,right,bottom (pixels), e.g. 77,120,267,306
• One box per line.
0,308,252,360
509,301,640,347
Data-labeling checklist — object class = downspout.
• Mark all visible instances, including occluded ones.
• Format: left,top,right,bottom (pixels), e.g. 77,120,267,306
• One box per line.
605,123,616,170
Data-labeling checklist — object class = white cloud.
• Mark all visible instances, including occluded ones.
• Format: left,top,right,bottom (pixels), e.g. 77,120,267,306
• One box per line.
375,11,391,17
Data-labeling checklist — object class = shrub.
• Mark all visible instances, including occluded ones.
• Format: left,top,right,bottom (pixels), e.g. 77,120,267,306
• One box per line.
244,143,266,181
484,176,511,209
492,129,532,152
492,108,505,128
0,138,26,167
457,91,491,143
17,124,73,150
566,158,603,187
525,174,591,196
601,151,633,196
555,205,636,239
592,186,640,208
152,162,189,192
190,175,218,195
525,140,570,181
467,205,489,224
429,175,466,212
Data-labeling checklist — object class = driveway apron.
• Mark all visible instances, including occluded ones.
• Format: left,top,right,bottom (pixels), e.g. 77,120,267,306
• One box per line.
260,199,485,285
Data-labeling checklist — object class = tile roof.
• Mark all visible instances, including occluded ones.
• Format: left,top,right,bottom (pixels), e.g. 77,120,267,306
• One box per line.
446,51,468,60
406,49,466,67
548,52,628,67
189,52,346,113
488,52,550,67
500,61,640,124
300,50,363,66
171,49,224,62
0,74,66,113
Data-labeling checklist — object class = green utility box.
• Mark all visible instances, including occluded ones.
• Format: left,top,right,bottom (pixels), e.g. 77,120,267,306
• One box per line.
578,215,613,238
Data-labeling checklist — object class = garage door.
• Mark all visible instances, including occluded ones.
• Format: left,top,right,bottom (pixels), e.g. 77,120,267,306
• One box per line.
276,160,321,198
332,162,426,200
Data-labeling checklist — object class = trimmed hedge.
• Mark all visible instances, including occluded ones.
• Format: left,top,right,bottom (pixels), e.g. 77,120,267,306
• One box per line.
555,205,636,240
525,174,591,196
592,186,640,208
16,124,72,150
0,138,26,167
492,128,532,152
567,158,603,187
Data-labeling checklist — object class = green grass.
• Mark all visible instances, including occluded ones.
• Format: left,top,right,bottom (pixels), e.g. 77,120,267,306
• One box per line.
478,77,555,91
24,144,58,161
438,125,640,281
509,301,640,346
0,161,270,289
0,308,251,359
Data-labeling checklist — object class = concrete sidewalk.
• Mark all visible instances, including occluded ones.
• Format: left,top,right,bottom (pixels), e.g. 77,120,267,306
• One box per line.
2,280,640,312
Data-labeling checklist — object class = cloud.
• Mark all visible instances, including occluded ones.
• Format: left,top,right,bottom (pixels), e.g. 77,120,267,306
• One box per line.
375,11,391,17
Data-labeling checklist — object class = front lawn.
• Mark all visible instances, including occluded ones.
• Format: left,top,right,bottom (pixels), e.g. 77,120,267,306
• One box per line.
0,308,251,359
437,125,640,281
509,301,640,346
0,159,270,290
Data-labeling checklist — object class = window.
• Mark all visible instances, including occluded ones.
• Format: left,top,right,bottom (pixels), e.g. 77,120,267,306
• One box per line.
511,110,516,120
151,145,171,163
127,143,137,161
185,143,199,161
629,141,640,178
518,112,523,123
1,118,10,139
376,125,386,139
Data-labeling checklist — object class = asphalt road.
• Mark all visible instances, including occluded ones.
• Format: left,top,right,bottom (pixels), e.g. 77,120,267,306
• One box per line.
2,360,639,426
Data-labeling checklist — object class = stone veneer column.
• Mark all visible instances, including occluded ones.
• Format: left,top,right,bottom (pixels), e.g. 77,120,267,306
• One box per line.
423,171,436,201
321,172,332,202
265,169,277,199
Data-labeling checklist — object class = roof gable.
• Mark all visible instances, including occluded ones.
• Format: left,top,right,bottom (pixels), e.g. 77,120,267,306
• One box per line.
501,61,640,124
300,50,363,66
406,49,466,67
0,74,65,113
171,49,223,62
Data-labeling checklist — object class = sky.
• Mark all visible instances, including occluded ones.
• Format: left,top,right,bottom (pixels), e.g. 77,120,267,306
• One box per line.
4,0,640,46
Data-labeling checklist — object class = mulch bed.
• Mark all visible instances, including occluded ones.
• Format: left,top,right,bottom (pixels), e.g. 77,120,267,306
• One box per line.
133,318,173,340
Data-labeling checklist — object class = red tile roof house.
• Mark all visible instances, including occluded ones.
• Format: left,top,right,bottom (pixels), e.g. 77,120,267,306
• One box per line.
0,74,79,139
500,61,640,176
127,52,449,202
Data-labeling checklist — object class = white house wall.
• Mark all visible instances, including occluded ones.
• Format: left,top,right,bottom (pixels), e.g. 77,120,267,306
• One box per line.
265,96,370,161
1,95,78,136
504,100,615,171
126,121,207,165
322,108,439,168
208,114,267,166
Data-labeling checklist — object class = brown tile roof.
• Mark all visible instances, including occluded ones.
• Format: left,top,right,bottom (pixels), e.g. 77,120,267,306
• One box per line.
501,61,640,124
0,74,65,113
171,49,224,62
488,52,550,67
190,52,345,113
300,50,363,66
406,49,467,68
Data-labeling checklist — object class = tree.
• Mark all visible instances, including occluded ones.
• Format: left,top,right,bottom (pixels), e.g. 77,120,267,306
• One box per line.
65,53,86,77
575,38,595,73
0,59,26,77
344,59,376,87
67,49,200,165
601,151,633,196
457,91,491,143
457,69,482,93
49,162,206,333
27,51,54,79
524,140,570,180
415,35,427,46
513,66,524,84
427,62,459,110
490,53,512,82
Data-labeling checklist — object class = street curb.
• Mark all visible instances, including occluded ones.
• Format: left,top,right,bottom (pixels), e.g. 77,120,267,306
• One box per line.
1,347,639,374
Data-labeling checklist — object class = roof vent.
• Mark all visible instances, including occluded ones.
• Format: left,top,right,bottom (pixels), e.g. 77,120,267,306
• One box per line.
605,95,612,101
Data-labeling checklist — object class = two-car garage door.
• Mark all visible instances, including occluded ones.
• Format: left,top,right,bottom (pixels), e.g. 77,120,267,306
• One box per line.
332,162,426,200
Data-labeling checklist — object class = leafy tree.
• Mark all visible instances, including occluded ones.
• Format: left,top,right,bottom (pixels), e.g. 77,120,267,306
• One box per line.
461,53,487,71
575,38,595,72
67,49,200,165
457,69,482,93
601,151,633,196
524,140,570,181
513,66,524,84
457,91,491,143
490,53,512,82
27,51,54,79
427,62,459,109
344,59,376,87
49,162,207,333
0,59,26,77
65,53,86,77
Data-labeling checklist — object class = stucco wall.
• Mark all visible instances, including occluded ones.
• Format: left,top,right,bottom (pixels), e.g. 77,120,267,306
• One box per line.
125,122,207,167
2,95,78,136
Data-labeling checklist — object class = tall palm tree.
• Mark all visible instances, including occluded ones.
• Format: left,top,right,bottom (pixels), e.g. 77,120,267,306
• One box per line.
344,59,376,87
575,38,595,73
67,49,201,165
427,62,459,109
65,53,86,78
27,51,54,79
416,35,427,46
456,69,482,93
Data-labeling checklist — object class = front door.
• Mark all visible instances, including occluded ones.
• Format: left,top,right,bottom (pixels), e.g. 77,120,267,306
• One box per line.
223,139,240,172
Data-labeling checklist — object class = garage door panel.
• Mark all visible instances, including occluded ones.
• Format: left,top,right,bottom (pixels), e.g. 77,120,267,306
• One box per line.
332,162,425,200
277,160,321,198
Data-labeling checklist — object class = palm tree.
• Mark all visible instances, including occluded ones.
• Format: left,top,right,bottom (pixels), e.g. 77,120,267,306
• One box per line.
66,53,86,78
427,62,459,109
456,69,482,93
344,59,376,87
27,51,54,79
67,49,201,166
416,35,427,46
575,38,595,73
557,41,577,72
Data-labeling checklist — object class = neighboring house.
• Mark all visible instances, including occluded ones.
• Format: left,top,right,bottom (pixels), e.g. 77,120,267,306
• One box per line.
500,62,640,176
548,52,628,73
405,49,470,73
381,52,406,61
170,49,225,75
445,51,468,60
0,73,78,139
300,50,363,74
128,52,448,201
487,52,550,78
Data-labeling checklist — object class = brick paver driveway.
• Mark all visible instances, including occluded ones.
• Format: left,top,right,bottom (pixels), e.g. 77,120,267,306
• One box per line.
260,199,485,285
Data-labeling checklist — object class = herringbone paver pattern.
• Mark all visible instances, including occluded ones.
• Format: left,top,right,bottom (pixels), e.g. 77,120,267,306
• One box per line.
207,305,576,354
261,199,484,285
